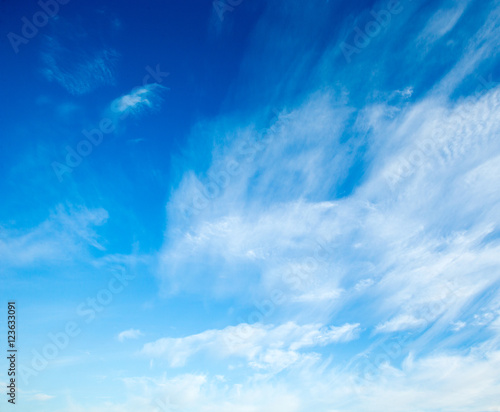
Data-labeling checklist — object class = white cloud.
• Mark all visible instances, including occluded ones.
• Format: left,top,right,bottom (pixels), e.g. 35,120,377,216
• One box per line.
0,205,108,269
375,314,427,334
58,346,500,412
141,322,360,368
31,393,54,401
151,17,500,409
111,84,167,116
417,1,469,47
451,320,466,331
158,83,500,341
290,289,342,303
60,373,303,412
118,329,144,342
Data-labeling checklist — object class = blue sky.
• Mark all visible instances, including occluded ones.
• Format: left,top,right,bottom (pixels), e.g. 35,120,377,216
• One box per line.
1,0,500,410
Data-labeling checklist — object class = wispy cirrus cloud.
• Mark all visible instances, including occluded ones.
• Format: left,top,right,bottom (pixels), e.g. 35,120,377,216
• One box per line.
159,82,500,332
375,314,428,334
416,0,470,47
40,17,119,95
0,205,108,269
150,3,500,411
109,83,168,119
